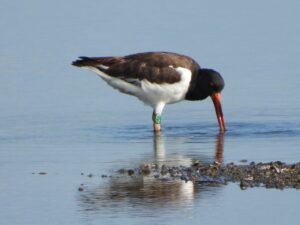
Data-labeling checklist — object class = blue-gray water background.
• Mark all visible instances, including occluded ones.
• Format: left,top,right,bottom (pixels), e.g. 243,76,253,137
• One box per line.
1,0,300,225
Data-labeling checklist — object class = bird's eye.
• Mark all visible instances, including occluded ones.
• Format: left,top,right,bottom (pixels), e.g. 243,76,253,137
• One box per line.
210,82,219,92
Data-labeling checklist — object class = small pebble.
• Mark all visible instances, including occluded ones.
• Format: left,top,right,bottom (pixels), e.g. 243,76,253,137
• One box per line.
78,187,84,192
118,169,127,174
161,165,168,175
192,160,201,167
141,164,151,175
128,170,134,176
240,180,250,190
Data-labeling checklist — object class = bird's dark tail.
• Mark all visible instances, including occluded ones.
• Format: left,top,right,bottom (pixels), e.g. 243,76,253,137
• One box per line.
72,57,99,67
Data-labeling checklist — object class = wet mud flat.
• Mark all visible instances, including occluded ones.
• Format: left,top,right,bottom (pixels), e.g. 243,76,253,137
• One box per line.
117,161,300,190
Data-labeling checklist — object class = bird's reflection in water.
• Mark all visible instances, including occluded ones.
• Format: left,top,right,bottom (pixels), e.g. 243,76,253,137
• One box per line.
153,131,224,166
78,132,225,212
215,132,224,164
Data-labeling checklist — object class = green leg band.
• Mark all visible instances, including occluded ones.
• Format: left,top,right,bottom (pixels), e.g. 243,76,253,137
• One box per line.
152,113,162,124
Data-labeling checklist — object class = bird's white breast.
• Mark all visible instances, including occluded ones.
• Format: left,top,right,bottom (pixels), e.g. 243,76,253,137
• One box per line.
140,67,192,107
81,65,192,108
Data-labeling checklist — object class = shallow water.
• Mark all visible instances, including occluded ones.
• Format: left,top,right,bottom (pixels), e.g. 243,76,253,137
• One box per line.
1,0,300,225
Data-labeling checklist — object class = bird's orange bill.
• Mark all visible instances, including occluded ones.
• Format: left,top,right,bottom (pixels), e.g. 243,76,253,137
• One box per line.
211,93,226,131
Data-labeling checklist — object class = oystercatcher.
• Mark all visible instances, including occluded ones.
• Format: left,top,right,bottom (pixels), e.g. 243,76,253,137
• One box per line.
72,52,226,132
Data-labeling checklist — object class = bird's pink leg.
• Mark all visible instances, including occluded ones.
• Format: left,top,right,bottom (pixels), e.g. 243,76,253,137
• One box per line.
152,112,162,132
153,123,161,132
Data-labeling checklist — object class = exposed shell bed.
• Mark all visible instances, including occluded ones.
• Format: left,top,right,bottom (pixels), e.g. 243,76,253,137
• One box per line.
117,161,300,190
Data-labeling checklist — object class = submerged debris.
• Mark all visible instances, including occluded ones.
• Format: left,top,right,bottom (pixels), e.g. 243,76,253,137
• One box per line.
38,172,47,175
117,161,300,190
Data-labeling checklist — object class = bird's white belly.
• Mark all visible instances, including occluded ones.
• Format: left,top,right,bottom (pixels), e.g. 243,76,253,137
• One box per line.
138,67,192,107
83,66,192,108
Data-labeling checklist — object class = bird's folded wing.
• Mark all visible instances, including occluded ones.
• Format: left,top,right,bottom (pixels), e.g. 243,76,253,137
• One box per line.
72,52,199,85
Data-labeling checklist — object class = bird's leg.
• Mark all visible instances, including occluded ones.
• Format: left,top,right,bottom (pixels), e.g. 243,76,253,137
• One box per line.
152,111,162,132
152,103,165,132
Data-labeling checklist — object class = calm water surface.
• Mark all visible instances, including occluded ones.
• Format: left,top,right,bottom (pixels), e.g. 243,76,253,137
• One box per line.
1,0,300,225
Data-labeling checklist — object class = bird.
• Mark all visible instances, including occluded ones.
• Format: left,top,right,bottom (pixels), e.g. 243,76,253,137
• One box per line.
72,51,226,132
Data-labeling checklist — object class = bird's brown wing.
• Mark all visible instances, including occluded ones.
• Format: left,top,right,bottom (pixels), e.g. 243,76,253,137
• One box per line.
72,52,200,84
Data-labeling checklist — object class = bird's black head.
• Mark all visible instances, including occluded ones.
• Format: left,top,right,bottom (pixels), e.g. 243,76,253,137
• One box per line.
197,69,225,99
184,68,226,131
